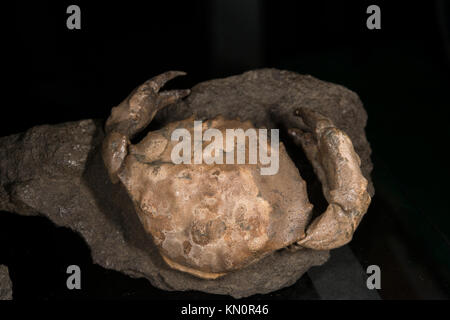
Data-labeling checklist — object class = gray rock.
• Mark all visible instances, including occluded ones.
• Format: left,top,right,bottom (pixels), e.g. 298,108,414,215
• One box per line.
0,265,12,300
0,69,373,298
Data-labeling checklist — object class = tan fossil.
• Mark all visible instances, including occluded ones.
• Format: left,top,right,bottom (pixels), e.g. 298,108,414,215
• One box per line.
102,71,371,279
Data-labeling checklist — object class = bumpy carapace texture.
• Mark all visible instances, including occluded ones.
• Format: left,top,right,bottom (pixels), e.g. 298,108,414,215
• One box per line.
116,117,313,278
102,71,371,280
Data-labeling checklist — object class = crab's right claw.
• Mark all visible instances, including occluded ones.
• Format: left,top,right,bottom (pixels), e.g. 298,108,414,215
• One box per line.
157,89,191,108
105,71,190,138
102,132,129,184
289,108,371,250
102,71,190,183
128,71,190,111
145,71,188,92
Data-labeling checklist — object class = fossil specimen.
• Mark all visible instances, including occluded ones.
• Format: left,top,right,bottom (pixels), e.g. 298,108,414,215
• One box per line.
0,69,374,297
102,71,371,279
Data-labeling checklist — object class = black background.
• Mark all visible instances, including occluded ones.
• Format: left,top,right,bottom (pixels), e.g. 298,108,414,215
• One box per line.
1,0,450,300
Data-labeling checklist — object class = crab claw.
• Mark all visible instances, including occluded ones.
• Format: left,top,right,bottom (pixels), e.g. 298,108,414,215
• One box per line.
289,108,371,250
102,71,190,183
158,89,191,108
146,71,187,92
105,71,190,138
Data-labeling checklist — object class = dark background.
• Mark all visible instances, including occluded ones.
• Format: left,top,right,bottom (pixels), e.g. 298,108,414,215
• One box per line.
1,0,449,299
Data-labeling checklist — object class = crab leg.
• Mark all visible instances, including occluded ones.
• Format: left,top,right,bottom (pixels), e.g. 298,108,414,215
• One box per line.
288,108,371,250
102,71,190,183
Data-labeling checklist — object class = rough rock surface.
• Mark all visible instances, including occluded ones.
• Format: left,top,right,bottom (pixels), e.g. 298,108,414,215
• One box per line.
0,265,12,300
0,69,373,298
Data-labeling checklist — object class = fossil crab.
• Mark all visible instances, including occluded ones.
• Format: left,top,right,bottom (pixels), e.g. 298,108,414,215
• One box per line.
102,71,371,279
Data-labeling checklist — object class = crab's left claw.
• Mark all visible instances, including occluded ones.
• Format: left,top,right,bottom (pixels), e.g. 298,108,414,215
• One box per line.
288,108,371,250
